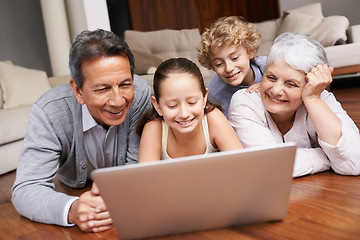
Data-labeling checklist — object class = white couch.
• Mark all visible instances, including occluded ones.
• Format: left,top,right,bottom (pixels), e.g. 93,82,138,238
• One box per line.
254,2,360,76
124,28,215,90
125,2,360,86
0,61,69,175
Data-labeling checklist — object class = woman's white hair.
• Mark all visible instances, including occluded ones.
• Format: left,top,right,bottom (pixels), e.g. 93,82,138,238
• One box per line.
266,32,328,73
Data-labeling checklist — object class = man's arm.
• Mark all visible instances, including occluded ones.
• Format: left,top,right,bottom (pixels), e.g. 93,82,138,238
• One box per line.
12,103,76,226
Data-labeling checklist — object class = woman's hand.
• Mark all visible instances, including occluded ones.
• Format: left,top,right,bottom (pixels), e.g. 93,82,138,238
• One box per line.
302,64,341,146
302,64,333,101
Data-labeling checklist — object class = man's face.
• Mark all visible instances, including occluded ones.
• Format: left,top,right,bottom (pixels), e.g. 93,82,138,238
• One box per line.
70,54,134,128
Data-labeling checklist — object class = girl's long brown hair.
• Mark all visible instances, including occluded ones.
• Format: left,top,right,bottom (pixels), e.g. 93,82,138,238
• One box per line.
136,57,221,136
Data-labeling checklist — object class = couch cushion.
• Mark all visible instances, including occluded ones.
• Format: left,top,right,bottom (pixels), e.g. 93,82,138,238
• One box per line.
125,29,201,54
254,2,324,57
48,74,71,88
254,18,282,43
285,2,323,17
132,50,163,75
254,18,282,56
0,61,14,109
0,78,2,109
0,140,23,175
0,105,32,145
154,49,214,86
277,12,349,47
0,63,51,109
348,24,360,43
325,42,360,68
125,29,214,86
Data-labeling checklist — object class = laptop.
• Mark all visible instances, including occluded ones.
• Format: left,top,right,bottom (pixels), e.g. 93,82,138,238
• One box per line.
92,142,296,240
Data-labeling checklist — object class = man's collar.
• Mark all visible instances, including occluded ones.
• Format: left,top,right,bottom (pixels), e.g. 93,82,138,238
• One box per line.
82,104,99,132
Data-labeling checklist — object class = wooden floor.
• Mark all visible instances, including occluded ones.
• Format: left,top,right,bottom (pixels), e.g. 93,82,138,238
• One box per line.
331,82,360,129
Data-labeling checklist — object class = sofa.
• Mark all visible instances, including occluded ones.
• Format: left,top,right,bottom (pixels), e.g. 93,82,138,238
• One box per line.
125,2,360,86
254,2,360,77
124,28,215,90
0,61,69,175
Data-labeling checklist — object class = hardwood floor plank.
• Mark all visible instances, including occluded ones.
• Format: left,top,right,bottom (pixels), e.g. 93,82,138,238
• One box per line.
331,86,360,129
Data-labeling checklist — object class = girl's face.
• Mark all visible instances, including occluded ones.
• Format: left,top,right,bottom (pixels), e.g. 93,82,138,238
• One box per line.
152,73,208,135
260,60,306,121
210,44,255,86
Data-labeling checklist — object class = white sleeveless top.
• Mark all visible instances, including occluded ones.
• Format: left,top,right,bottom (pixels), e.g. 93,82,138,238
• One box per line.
161,114,217,159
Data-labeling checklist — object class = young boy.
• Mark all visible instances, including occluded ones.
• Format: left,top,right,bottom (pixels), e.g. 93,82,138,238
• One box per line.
198,16,266,117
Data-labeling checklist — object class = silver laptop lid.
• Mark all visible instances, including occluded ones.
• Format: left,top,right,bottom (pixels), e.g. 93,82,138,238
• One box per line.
92,142,296,240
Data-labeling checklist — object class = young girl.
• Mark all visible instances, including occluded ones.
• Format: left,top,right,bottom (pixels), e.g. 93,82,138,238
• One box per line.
198,16,266,117
136,58,243,163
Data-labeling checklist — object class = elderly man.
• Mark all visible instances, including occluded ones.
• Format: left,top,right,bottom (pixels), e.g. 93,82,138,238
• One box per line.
12,29,151,232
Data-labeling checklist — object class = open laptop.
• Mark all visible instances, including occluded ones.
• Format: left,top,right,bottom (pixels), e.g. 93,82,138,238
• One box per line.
92,142,296,240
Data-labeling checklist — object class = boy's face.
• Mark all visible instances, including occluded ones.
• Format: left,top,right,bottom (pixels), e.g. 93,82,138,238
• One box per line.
210,44,255,86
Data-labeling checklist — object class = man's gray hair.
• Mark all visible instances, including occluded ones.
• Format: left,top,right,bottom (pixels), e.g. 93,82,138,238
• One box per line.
69,29,135,89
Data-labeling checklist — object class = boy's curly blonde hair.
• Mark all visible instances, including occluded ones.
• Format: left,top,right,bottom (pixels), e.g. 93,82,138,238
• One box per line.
198,16,261,70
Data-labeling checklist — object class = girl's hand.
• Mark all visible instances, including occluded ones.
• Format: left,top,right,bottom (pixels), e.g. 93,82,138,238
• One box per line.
246,82,261,93
302,64,334,102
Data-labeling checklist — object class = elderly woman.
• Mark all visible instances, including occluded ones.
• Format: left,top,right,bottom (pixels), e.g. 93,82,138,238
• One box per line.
228,32,360,177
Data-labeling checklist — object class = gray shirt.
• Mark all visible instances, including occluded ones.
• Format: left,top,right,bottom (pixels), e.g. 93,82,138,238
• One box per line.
12,75,151,226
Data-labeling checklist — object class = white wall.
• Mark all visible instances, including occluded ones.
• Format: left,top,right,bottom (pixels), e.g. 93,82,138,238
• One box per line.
40,0,71,76
279,0,360,25
0,0,52,76
39,0,111,76
66,0,111,40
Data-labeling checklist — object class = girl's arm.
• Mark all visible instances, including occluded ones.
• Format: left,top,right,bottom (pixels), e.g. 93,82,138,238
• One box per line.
302,65,342,146
138,120,162,163
207,108,243,151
